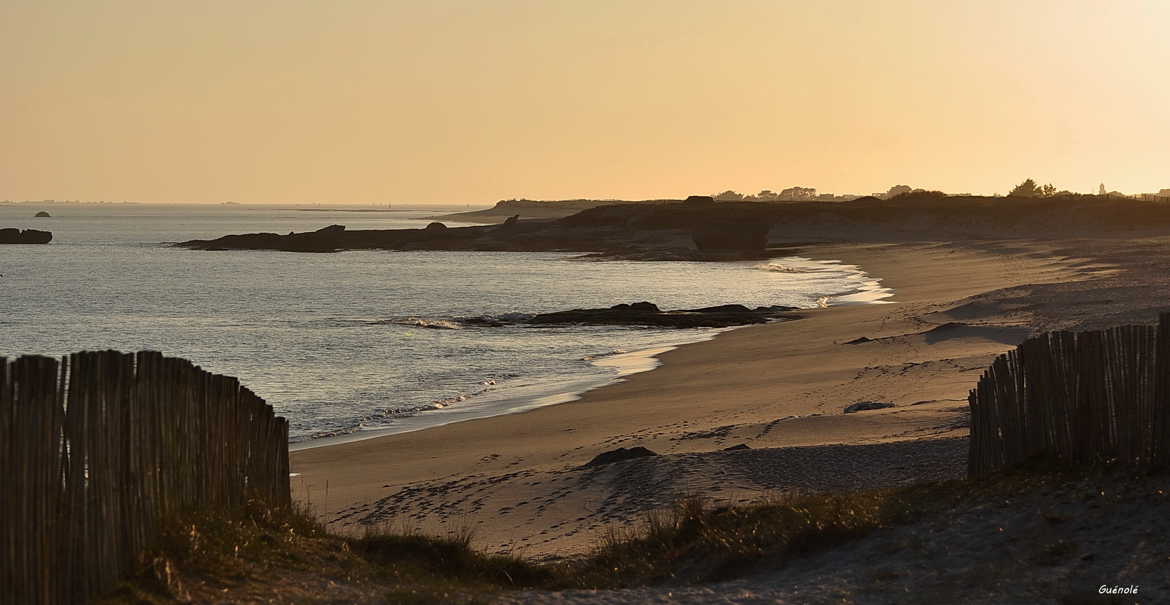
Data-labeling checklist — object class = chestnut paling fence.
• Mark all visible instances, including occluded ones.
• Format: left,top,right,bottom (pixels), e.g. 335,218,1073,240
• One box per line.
0,351,291,604
968,314,1170,476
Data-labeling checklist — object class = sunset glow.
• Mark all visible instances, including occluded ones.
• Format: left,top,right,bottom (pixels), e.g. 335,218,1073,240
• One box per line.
3,0,1168,203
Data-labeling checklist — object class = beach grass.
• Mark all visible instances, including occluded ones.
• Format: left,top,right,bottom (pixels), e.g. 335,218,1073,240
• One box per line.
93,481,957,603
94,468,1157,604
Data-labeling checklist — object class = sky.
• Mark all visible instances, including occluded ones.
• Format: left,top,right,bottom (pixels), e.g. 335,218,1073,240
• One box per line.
2,0,1168,204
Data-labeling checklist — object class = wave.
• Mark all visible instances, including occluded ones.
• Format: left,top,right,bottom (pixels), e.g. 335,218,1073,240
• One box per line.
370,317,463,330
459,312,533,326
294,376,511,441
581,348,628,361
753,263,812,273
367,313,534,330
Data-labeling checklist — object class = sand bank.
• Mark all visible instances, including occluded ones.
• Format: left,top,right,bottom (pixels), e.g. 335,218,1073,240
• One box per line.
290,241,1109,556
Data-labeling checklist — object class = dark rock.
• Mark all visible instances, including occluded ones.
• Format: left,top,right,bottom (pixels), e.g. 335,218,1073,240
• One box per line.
755,305,800,313
585,446,658,467
20,229,52,244
684,195,716,205
461,316,505,327
844,401,895,414
844,336,873,344
722,444,751,451
316,224,346,234
425,222,448,231
0,228,52,244
612,301,660,313
686,304,754,313
503,214,520,225
34,211,51,218
528,300,793,328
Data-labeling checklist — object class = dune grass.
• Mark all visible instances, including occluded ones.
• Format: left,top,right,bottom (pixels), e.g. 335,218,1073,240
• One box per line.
98,471,1128,603
95,478,972,604
556,481,965,589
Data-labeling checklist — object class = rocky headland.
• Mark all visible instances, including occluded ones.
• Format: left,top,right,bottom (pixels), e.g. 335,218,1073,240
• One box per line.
176,193,1170,259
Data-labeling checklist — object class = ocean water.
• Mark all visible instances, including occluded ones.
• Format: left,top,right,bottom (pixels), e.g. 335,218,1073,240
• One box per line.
0,203,891,444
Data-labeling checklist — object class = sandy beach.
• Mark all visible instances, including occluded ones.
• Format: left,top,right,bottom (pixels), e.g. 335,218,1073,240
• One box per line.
288,239,1129,559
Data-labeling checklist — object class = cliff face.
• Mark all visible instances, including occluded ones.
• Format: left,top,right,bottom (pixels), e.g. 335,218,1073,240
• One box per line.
0,228,52,244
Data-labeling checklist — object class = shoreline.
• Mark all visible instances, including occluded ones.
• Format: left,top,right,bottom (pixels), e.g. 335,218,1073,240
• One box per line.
289,255,893,452
289,343,689,452
290,240,1106,555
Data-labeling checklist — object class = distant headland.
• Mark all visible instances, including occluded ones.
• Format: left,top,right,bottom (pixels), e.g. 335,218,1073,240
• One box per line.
177,189,1170,258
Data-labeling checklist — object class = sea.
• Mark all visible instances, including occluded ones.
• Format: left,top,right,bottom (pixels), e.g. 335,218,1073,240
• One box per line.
0,203,892,446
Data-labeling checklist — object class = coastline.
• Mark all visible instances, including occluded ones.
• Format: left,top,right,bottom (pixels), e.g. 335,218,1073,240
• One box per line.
289,343,691,452
289,240,1107,555
289,254,893,452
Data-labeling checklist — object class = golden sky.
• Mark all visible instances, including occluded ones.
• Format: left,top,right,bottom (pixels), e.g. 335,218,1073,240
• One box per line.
3,1,1168,204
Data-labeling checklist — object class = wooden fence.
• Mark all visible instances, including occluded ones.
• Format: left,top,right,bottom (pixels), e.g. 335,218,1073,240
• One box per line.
968,314,1170,476
1,350,290,604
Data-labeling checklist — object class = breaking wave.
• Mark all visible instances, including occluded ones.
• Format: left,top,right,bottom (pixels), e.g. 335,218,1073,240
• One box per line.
370,317,463,330
753,263,813,273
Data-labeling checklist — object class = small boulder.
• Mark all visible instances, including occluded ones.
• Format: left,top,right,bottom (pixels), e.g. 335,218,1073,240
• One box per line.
35,211,51,218
425,222,448,231
843,401,895,414
585,446,658,467
722,444,751,451
844,336,873,345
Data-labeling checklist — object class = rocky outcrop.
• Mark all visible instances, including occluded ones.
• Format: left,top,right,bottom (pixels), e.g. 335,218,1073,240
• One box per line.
527,301,797,328
0,228,52,244
34,211,51,218
585,446,658,467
